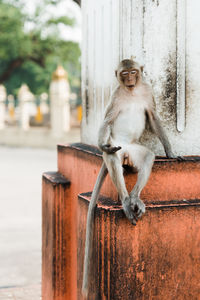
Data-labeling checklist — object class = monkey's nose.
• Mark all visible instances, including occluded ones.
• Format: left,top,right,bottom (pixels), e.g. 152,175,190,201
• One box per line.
128,76,134,82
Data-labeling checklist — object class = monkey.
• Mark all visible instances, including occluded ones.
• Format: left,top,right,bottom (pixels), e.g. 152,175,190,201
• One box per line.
82,58,177,298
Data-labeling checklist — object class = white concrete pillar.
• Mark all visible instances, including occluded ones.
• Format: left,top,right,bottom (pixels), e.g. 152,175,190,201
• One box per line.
40,93,49,115
81,0,200,156
49,65,70,137
0,85,6,130
18,84,35,131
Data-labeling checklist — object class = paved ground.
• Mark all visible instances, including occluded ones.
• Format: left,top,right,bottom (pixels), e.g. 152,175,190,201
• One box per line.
0,127,80,148
0,144,76,299
0,284,41,300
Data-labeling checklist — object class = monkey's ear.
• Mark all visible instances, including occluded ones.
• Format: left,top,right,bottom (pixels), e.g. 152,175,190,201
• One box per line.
140,66,144,73
115,70,117,77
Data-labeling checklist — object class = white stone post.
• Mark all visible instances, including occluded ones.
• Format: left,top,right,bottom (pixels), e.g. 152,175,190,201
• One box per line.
49,65,70,137
7,94,15,123
0,85,6,130
18,84,35,131
40,93,49,115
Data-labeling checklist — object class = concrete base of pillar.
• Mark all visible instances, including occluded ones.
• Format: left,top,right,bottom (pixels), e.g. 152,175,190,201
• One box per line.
42,143,200,300
42,172,77,300
78,193,200,299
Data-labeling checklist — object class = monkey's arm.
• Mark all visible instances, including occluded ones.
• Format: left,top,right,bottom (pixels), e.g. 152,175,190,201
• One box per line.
98,122,121,154
146,109,175,158
98,99,121,154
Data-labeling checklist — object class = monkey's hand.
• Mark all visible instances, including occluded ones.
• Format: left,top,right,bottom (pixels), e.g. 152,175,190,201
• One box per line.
101,144,121,154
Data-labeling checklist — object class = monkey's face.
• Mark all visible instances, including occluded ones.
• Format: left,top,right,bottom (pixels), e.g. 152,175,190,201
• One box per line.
120,69,138,91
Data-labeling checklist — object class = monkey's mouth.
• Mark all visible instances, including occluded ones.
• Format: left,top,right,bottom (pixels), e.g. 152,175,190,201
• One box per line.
126,85,135,88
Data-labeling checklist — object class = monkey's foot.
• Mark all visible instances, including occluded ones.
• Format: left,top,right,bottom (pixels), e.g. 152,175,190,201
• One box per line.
122,197,137,225
130,195,146,219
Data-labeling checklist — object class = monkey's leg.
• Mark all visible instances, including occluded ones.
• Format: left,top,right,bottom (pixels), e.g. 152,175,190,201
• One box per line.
82,162,108,298
103,152,137,225
129,145,155,219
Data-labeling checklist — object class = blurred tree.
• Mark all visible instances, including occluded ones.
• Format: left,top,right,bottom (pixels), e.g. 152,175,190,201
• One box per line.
0,0,81,96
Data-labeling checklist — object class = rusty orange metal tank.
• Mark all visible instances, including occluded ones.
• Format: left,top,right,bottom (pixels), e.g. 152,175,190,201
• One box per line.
42,172,76,300
42,143,200,300
78,193,200,299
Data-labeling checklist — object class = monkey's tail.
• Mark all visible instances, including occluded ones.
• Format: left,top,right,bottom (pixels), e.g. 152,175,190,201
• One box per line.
82,162,108,298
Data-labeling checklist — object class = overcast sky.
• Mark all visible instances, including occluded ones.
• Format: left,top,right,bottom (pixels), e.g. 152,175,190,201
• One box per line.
23,0,82,43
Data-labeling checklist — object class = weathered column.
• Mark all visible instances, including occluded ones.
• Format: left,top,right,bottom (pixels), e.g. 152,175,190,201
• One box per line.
42,1,200,300
81,0,200,155
49,65,70,137
78,0,200,298
42,172,76,300
0,85,6,129
18,84,35,130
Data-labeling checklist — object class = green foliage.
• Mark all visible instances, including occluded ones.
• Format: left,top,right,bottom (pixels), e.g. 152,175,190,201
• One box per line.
47,16,75,27
0,0,81,97
0,2,27,60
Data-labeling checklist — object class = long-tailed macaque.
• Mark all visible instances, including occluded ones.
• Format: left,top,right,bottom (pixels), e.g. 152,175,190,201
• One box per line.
82,58,177,298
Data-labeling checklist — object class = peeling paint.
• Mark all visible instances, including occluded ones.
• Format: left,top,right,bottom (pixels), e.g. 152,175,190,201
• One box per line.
159,55,177,126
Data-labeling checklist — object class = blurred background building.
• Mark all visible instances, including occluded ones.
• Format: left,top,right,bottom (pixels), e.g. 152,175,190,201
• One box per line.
0,0,81,299
0,0,81,148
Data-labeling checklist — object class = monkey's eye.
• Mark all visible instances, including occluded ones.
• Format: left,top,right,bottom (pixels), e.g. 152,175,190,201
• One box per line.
121,71,129,77
121,70,137,77
130,70,137,75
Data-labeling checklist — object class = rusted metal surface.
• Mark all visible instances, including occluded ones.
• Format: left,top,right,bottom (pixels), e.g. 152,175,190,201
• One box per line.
58,143,200,203
43,171,71,186
78,193,200,299
42,172,77,300
42,144,200,299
